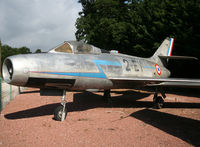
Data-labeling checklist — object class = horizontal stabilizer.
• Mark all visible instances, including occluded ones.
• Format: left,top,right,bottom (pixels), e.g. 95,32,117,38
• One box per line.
159,55,198,60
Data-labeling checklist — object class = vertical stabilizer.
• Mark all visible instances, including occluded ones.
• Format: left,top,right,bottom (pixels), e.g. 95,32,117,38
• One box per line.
151,37,174,65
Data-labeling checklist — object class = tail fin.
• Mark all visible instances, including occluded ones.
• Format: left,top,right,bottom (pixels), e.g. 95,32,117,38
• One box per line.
152,37,174,58
151,37,174,65
150,38,198,66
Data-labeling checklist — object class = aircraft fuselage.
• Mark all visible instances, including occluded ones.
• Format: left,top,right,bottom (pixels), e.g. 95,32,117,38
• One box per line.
3,52,170,90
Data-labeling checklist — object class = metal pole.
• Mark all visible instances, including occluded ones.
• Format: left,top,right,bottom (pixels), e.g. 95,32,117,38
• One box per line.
10,85,12,101
0,40,2,111
0,39,1,77
0,77,2,112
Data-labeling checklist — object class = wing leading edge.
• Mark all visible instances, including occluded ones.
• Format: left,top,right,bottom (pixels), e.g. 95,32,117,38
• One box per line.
110,77,200,88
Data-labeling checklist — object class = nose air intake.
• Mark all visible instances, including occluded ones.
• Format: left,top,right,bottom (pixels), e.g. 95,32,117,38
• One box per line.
2,55,29,86
2,58,14,83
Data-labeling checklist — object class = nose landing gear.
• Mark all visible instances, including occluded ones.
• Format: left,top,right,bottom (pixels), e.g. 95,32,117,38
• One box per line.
54,90,67,121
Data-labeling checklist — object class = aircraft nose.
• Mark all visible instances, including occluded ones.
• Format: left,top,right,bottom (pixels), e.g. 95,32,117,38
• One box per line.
2,55,29,86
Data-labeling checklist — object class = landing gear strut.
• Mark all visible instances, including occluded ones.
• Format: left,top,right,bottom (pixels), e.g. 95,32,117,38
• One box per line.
103,89,113,103
153,87,166,109
54,90,67,121
104,89,110,98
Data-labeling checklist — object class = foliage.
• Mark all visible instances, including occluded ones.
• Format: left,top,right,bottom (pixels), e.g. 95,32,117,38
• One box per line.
76,0,200,58
35,49,42,53
1,44,31,65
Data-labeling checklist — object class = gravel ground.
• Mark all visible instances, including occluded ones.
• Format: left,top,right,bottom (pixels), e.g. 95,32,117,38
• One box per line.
0,88,200,147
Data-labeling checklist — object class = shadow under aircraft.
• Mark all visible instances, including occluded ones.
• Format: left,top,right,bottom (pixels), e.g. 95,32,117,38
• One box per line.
5,90,200,119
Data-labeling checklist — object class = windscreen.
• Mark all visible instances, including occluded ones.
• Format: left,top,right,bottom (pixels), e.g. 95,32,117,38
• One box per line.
55,42,72,53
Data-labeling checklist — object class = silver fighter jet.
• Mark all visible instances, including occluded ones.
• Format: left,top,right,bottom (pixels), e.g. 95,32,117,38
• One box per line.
2,38,200,121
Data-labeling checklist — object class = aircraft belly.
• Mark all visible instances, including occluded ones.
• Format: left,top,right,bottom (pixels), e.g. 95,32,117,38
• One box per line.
72,77,113,90
112,80,146,89
26,77,76,89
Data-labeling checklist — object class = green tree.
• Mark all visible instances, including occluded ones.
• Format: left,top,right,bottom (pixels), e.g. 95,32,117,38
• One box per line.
135,0,200,57
17,47,31,54
76,0,133,53
35,49,42,53
1,44,31,65
76,0,200,58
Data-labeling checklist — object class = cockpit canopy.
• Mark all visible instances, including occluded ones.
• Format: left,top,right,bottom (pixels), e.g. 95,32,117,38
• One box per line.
49,41,109,54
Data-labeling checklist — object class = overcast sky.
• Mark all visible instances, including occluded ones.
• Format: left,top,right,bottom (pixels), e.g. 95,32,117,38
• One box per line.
0,0,82,52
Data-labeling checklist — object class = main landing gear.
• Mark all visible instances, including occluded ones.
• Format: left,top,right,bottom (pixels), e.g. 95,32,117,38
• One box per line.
103,89,116,106
54,90,67,121
153,87,166,109
103,89,115,103
103,89,111,101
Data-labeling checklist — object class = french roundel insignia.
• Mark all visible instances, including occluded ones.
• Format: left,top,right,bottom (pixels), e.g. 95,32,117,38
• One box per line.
155,64,161,76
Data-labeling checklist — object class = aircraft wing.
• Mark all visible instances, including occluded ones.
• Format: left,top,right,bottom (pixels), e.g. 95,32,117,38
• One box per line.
110,77,200,88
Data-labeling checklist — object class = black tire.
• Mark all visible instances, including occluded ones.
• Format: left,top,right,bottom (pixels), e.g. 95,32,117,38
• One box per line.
154,96,164,109
54,105,67,121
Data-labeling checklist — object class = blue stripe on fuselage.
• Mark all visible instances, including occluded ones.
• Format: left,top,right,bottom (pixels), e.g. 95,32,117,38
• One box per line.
143,66,154,69
38,60,121,79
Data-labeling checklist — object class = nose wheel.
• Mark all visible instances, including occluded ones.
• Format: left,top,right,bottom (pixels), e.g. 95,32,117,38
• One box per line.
54,105,67,121
54,90,68,121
